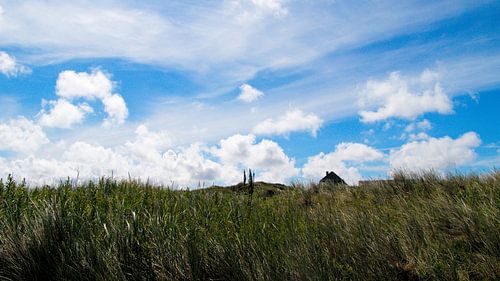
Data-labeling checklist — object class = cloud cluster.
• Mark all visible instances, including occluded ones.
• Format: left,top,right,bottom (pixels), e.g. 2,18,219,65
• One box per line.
302,142,384,185
0,123,298,186
0,51,30,77
389,132,481,171
38,69,128,128
0,115,483,187
253,109,323,136
359,71,453,122
238,84,264,103
0,117,48,153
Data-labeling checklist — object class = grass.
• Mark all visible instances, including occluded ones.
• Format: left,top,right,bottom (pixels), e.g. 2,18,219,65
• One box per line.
0,171,498,280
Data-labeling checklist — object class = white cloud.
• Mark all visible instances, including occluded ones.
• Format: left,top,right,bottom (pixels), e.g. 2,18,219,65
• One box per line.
7,156,76,183
359,71,453,122
238,83,264,103
0,121,484,187
38,99,93,128
124,125,172,162
0,51,30,77
0,117,49,153
333,142,385,162
407,132,431,141
102,94,128,126
211,134,298,183
56,69,113,100
40,69,128,128
160,143,231,185
1,139,224,187
211,134,255,165
405,119,432,132
302,142,384,185
389,132,481,171
0,129,298,186
253,109,323,136
62,141,132,177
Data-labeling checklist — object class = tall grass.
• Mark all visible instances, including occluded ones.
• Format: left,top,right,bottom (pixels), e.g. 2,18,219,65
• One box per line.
0,171,498,280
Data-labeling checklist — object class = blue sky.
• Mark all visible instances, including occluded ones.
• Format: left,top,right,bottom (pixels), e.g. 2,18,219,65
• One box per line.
0,0,498,186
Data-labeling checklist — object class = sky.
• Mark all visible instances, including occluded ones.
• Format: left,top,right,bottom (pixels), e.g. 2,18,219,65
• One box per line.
0,0,499,187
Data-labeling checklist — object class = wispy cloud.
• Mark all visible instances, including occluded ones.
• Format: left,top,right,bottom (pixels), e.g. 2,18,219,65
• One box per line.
0,1,479,85
0,51,30,77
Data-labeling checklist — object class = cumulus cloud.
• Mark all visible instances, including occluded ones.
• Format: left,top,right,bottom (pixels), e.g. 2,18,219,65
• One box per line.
102,94,128,126
0,51,30,77
359,71,453,123
38,69,128,128
302,142,384,185
7,156,76,182
253,109,323,136
38,99,93,128
238,83,264,103
0,128,298,186
62,141,132,176
1,137,220,186
0,117,49,153
211,134,298,183
0,123,482,187
56,69,113,100
161,143,231,185
124,125,172,162
333,142,385,162
389,132,481,171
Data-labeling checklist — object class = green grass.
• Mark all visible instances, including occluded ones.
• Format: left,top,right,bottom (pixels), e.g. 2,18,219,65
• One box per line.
0,171,498,280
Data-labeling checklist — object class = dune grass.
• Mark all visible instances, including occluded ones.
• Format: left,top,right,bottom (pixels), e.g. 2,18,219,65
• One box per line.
0,171,498,280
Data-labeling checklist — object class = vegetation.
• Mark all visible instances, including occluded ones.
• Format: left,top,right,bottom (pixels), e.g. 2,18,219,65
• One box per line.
0,171,498,280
